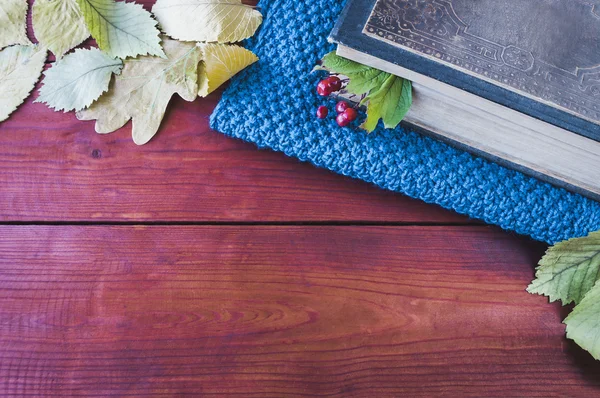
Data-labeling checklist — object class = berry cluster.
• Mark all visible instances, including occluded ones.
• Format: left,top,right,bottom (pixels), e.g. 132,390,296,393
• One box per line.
315,76,359,127
316,76,342,96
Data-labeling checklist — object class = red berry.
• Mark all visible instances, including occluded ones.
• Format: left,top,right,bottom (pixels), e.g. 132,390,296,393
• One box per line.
317,80,331,96
335,101,349,114
316,106,328,119
343,107,358,122
336,112,351,127
326,76,343,92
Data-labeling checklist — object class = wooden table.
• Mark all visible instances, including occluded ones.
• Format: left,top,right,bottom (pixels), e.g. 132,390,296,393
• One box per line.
2,5,600,396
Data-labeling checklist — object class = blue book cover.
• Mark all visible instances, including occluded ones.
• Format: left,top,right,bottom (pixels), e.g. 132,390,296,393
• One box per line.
330,0,600,141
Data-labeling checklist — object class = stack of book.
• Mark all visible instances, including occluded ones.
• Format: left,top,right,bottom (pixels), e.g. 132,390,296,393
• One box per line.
329,0,600,200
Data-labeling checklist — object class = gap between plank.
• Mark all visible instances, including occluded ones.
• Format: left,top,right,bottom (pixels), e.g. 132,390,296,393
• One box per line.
0,220,483,227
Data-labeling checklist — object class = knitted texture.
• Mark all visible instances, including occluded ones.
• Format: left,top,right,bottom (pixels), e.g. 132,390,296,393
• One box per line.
210,0,600,244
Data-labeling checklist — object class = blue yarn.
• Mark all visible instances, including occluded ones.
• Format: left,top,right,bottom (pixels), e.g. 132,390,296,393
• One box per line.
210,0,600,244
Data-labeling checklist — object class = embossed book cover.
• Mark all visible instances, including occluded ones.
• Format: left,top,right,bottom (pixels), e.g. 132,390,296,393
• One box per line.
330,0,600,141
329,0,600,200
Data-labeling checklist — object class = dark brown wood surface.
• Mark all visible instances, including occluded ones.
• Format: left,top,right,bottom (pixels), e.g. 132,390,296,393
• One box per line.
1,1,599,396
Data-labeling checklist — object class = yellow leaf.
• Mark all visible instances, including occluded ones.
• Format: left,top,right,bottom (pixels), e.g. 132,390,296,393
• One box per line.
32,0,90,59
0,0,31,49
76,38,202,145
152,0,262,43
0,45,47,122
76,0,164,59
198,43,258,97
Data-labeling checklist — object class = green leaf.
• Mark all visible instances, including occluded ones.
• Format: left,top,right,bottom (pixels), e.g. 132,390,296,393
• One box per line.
564,281,600,360
32,0,91,59
318,51,412,131
527,231,600,305
76,0,165,59
36,48,123,112
77,38,202,145
0,45,47,122
319,51,390,96
345,68,390,96
0,0,31,49
320,51,372,75
360,75,412,133
152,0,262,44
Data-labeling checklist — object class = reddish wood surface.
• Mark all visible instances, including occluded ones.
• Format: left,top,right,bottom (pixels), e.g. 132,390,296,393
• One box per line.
0,83,470,223
1,0,599,396
2,225,599,397
1,0,470,223
5,0,469,224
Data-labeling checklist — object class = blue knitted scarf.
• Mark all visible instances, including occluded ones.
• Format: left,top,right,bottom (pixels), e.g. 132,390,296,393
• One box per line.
210,0,600,244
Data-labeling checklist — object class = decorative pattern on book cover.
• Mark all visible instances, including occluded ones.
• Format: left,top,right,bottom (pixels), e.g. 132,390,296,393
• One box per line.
364,0,600,127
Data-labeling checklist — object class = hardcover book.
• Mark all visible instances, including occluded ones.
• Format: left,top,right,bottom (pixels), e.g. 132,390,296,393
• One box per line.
329,0,600,201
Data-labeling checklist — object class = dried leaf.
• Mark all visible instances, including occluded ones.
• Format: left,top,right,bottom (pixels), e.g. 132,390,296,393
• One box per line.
198,43,258,97
32,0,91,59
77,38,202,145
0,0,31,49
76,0,165,59
0,45,47,122
152,0,262,43
36,48,123,112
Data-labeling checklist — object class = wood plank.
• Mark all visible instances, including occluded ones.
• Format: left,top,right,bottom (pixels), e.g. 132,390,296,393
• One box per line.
0,0,472,223
0,83,470,224
1,225,597,397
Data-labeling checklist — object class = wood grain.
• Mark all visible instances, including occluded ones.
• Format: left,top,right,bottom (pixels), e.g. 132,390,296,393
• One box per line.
0,225,597,397
0,74,470,224
4,2,597,397
1,0,472,224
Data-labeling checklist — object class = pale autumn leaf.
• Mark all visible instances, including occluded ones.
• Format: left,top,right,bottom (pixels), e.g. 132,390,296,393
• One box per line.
198,43,258,97
76,38,202,145
528,231,600,305
0,45,47,122
32,0,90,59
36,48,123,112
564,282,600,360
76,0,165,59
152,0,262,43
0,0,31,49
